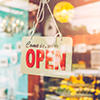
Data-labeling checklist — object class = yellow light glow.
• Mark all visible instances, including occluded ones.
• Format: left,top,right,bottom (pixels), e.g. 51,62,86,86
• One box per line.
62,9,67,13
66,98,70,100
20,21,24,26
53,2,75,23
59,96,63,99
12,23,16,27
2,19,6,24
0,23,4,27
16,19,20,24
45,94,49,97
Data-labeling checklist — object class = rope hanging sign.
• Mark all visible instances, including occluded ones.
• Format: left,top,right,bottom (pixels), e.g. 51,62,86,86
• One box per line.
21,0,73,78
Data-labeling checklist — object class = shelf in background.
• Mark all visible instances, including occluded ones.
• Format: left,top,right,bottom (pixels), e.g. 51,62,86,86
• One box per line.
60,83,94,87
55,92,93,98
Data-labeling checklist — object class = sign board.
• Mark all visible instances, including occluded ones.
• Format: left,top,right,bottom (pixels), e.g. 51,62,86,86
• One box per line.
91,50,100,69
21,36,72,78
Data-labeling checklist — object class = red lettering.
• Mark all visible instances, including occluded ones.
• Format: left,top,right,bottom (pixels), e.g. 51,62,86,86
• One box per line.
55,50,66,71
26,49,35,68
45,50,54,70
26,49,66,71
36,50,44,68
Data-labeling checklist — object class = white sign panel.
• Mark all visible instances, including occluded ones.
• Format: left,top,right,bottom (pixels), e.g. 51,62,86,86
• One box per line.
21,36,72,78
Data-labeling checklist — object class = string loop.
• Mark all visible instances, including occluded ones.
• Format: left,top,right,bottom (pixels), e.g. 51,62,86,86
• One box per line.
29,0,62,41
41,0,50,4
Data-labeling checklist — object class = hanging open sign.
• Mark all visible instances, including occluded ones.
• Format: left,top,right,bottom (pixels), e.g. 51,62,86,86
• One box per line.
21,36,72,78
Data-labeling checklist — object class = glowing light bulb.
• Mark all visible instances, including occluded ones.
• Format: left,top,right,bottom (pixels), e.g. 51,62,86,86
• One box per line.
2,19,6,24
0,23,4,27
12,23,16,27
62,9,67,13
53,2,75,23
16,19,20,24
20,21,24,26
